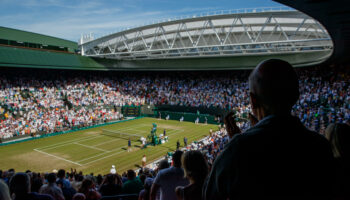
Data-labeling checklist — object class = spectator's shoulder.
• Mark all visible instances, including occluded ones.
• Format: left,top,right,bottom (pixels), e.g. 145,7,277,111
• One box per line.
214,134,242,168
303,128,331,149
154,167,171,184
30,192,54,200
217,124,266,163
159,166,172,175
224,126,260,148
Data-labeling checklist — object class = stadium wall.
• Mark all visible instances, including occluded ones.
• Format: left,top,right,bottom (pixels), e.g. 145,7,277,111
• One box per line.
88,50,331,70
0,26,78,53
0,45,107,70
0,45,331,71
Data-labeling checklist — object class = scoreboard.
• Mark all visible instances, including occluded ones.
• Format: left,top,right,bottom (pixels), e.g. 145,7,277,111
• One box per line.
123,106,140,116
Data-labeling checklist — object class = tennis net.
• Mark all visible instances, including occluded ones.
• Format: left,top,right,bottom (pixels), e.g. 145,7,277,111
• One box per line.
101,129,142,141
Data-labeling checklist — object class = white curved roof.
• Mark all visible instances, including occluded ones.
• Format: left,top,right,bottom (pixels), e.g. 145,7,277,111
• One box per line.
79,8,332,63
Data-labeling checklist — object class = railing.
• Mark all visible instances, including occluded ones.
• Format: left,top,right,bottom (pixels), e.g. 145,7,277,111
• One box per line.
87,39,333,60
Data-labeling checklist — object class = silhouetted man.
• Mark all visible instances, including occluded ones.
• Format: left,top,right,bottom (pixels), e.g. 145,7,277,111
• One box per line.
203,59,334,199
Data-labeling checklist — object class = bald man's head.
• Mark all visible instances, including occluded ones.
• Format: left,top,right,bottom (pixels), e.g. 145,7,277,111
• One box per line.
249,59,299,114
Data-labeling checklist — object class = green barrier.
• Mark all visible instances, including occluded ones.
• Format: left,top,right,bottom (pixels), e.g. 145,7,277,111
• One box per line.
154,111,218,124
0,117,143,147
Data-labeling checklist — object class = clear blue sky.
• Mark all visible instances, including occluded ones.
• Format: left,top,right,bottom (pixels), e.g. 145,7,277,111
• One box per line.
0,0,285,42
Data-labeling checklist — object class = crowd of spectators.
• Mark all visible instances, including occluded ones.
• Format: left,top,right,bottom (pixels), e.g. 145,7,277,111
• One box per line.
292,65,350,134
1,121,349,200
1,65,348,140
0,62,349,199
0,150,204,200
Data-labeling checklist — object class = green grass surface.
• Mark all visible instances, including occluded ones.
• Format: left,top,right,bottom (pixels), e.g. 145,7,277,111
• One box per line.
0,117,216,175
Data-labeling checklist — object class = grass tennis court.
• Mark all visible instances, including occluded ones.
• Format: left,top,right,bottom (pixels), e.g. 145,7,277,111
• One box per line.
0,117,217,174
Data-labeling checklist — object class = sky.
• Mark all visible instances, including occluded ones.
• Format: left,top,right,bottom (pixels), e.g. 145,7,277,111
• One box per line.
0,0,285,42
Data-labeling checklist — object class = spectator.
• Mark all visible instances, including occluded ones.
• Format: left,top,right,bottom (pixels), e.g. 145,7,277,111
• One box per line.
110,165,116,174
57,169,76,200
9,172,53,200
57,169,70,189
99,174,122,196
78,179,101,200
203,59,335,199
325,123,350,198
176,140,180,150
39,173,64,200
72,193,86,200
138,177,153,200
71,174,83,192
0,67,348,139
150,150,189,200
122,170,143,195
31,172,44,193
128,138,132,152
175,150,209,200
0,179,11,200
142,155,147,168
157,160,170,171
152,159,170,200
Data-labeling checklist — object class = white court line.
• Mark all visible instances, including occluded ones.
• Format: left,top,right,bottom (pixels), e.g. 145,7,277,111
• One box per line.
83,123,202,165
34,121,190,167
92,137,123,147
34,149,82,166
38,135,104,151
77,151,113,163
82,148,127,165
93,124,151,147
79,125,156,162
81,126,153,162
37,135,103,150
34,124,150,165
74,142,111,152
38,124,147,151
77,145,127,163
79,129,183,165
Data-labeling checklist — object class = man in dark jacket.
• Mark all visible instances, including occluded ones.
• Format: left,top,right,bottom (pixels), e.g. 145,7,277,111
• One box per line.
203,59,334,199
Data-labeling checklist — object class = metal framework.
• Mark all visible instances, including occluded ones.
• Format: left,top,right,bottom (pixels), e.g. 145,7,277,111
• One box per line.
79,8,332,61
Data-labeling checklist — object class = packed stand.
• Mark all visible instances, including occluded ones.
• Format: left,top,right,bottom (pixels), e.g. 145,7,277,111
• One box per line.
0,65,349,140
0,150,208,200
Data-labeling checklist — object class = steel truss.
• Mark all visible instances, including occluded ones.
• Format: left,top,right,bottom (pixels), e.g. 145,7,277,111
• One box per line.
79,10,332,60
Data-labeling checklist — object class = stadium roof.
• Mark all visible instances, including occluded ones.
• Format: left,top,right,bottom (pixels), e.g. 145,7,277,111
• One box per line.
79,8,333,70
0,26,78,51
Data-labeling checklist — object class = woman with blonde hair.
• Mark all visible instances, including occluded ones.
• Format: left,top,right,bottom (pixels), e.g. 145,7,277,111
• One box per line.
175,150,209,200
